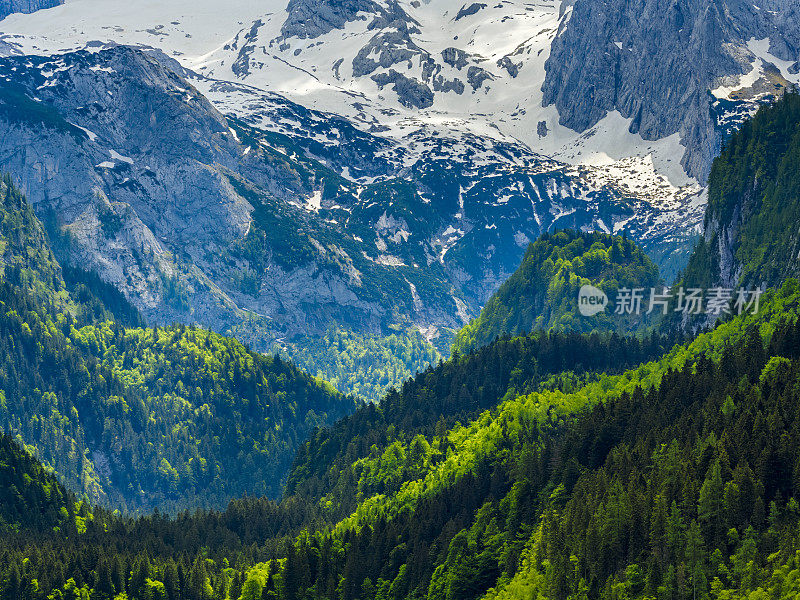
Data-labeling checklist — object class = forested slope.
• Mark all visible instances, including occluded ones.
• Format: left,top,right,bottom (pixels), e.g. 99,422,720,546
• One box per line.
260,281,800,600
683,91,800,290
286,329,679,518
452,230,660,355
5,98,800,600
0,174,357,512
0,275,796,600
274,326,442,404
0,433,77,533
0,218,798,600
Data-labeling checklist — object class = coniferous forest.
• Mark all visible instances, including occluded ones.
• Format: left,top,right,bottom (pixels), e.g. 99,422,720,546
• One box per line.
1,65,800,600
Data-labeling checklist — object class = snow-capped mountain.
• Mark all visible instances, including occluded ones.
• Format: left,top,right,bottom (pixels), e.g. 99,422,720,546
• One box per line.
0,0,796,353
4,0,796,180
0,0,700,185
0,45,700,343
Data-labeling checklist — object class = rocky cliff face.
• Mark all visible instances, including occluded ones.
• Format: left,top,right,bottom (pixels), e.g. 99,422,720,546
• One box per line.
0,0,61,21
0,47,304,328
281,0,395,40
543,0,800,181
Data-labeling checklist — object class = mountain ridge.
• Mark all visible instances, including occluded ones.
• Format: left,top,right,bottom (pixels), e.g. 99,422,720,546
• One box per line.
0,42,709,398
451,229,661,355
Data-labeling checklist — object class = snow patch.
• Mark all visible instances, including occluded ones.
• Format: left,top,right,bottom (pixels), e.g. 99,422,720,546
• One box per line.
72,124,97,141
305,190,322,212
109,149,134,164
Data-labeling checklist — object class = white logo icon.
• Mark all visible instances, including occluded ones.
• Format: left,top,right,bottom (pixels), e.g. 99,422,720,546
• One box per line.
578,285,608,317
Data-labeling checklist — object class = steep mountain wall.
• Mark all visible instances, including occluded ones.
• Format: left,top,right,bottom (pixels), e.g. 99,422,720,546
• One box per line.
543,0,800,180
684,92,800,291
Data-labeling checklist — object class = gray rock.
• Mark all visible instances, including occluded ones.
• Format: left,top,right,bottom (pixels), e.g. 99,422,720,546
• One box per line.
496,56,520,78
432,75,465,94
537,120,548,138
231,20,264,78
281,0,379,39
0,47,355,333
281,0,416,41
372,70,434,108
441,47,469,70
467,65,493,90
454,3,486,20
542,0,800,182
352,30,418,77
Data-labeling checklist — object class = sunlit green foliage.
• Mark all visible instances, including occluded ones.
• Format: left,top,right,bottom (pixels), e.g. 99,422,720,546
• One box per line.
1,281,800,600
278,326,441,403
286,329,677,519
0,433,76,533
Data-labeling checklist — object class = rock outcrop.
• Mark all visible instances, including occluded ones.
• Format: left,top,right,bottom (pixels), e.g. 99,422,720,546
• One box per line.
542,0,800,181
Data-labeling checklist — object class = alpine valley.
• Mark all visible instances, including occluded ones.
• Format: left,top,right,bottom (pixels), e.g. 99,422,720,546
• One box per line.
1,2,800,600
2,0,797,400
0,91,799,600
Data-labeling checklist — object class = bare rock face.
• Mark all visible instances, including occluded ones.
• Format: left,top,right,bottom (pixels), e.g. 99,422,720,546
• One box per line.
372,70,434,109
0,46,328,330
0,0,61,21
281,0,384,39
542,0,800,182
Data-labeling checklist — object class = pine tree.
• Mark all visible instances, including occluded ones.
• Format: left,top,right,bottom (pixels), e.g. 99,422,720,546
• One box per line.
163,562,180,600
699,460,724,543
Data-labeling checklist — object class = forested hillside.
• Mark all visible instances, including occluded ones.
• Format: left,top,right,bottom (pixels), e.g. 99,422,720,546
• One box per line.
683,91,800,290
452,230,660,355
274,327,442,404
0,175,357,512
5,97,800,600
0,433,76,533
0,174,67,308
286,329,679,519
252,282,799,600
0,277,797,600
